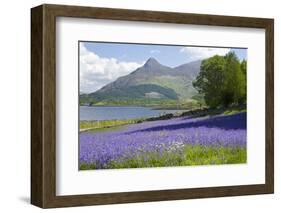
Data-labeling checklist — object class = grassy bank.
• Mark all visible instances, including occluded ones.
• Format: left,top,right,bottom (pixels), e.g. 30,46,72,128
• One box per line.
80,118,144,131
80,144,247,170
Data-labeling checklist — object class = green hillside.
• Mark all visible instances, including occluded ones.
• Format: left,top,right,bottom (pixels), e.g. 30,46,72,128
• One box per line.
80,58,202,107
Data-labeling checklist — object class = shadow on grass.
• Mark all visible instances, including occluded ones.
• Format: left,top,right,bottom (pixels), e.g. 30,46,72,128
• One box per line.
129,112,246,133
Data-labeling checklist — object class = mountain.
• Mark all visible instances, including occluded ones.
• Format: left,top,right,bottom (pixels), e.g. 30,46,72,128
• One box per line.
97,58,173,92
173,60,202,79
80,57,202,106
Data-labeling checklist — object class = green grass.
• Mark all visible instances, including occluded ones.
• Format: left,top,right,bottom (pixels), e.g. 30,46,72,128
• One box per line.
79,145,247,170
80,118,144,131
223,108,246,115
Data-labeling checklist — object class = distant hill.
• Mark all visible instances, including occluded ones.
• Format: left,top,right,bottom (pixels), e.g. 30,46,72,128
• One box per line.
80,57,202,106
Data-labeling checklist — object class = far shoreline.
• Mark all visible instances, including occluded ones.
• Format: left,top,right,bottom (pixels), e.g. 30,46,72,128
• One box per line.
79,104,194,111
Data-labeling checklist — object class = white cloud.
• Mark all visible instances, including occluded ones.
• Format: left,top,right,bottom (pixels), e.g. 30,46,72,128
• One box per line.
150,49,160,54
180,47,230,62
80,43,143,93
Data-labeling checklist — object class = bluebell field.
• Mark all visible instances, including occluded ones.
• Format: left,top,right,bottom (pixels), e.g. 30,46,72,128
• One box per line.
79,112,247,169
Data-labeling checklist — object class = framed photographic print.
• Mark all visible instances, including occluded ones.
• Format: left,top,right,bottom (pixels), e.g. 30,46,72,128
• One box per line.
31,4,274,208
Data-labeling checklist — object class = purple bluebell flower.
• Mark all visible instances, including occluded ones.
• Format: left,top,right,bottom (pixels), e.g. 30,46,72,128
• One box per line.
79,112,246,169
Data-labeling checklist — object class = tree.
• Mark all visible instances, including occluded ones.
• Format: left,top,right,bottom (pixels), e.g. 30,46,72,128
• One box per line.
223,52,246,106
193,52,247,108
193,55,225,108
240,59,247,103
240,59,247,76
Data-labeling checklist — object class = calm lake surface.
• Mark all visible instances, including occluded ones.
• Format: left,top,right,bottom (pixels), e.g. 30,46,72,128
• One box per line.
80,106,185,121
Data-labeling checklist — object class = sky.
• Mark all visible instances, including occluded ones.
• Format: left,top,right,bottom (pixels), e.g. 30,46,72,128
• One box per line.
80,42,247,93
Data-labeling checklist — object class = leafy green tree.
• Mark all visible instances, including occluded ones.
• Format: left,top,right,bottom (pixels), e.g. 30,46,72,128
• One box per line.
240,59,247,103
223,52,246,106
193,55,225,108
240,60,247,76
193,52,247,108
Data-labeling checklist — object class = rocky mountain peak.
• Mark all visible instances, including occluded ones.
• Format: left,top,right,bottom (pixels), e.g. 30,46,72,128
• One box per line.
143,57,161,68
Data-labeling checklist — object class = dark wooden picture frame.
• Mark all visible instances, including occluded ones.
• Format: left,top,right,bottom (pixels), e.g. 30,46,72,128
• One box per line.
31,4,274,208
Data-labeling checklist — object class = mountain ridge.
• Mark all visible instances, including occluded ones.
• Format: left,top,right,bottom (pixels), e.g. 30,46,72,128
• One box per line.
80,58,202,106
